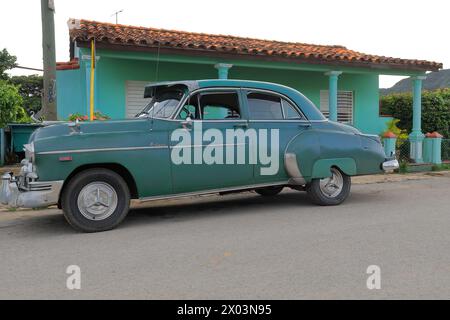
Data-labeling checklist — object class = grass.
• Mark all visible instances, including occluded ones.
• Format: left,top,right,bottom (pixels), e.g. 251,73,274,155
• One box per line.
432,163,450,171
397,161,409,174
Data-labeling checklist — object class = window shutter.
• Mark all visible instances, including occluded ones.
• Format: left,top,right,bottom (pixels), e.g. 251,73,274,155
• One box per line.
319,90,353,124
125,80,152,118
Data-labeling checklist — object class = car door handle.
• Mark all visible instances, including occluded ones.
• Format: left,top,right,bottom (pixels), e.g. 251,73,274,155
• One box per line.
298,122,311,128
233,123,248,129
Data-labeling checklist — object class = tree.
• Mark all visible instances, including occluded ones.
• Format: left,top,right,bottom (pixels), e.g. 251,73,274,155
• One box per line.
0,48,17,80
10,75,43,114
0,80,30,128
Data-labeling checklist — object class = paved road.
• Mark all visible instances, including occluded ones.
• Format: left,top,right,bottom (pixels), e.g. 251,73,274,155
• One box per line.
0,175,449,299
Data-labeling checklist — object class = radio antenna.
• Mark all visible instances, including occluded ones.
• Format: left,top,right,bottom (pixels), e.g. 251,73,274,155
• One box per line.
154,41,161,82
111,9,124,24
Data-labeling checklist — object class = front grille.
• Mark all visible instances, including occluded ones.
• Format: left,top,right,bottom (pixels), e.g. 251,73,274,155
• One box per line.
28,183,53,192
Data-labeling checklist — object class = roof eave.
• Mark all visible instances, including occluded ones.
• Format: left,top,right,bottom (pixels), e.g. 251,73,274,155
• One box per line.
74,40,442,73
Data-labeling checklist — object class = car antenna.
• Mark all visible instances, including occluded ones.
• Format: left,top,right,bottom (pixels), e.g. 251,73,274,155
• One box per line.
151,42,161,122
154,41,161,82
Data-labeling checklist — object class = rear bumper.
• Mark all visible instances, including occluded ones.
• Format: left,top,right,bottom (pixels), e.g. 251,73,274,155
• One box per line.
382,159,400,172
0,173,63,208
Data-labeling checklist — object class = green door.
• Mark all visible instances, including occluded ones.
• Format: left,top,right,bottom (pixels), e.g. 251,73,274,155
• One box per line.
170,89,254,193
244,90,309,184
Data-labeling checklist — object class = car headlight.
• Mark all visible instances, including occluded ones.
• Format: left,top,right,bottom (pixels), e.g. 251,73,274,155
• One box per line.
23,143,35,162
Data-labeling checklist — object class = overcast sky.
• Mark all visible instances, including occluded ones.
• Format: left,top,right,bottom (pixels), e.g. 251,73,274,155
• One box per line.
1,0,448,88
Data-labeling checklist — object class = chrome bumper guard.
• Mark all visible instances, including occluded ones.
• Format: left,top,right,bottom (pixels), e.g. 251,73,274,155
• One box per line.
382,159,400,172
0,173,63,208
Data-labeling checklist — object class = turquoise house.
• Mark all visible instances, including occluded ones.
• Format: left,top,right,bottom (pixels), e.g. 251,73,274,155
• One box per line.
57,19,442,162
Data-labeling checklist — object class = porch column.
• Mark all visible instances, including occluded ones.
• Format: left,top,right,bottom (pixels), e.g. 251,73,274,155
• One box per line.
215,63,233,79
325,71,342,121
409,75,426,163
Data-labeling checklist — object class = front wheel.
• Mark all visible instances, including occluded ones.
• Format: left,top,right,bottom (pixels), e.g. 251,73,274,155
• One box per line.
61,168,130,233
306,167,351,206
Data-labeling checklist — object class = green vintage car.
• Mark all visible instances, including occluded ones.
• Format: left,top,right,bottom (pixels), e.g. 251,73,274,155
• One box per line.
1,80,398,232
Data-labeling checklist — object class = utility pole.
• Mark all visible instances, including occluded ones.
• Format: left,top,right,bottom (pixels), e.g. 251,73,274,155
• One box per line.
40,0,57,120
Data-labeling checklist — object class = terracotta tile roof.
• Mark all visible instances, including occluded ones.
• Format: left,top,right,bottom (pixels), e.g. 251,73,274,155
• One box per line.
68,19,442,72
56,58,80,70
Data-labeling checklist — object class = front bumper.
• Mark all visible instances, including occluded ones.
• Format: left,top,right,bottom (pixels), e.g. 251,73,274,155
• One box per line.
382,159,400,172
0,173,63,208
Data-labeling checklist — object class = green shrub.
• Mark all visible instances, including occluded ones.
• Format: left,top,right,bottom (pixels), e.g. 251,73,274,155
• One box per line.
398,161,408,174
432,164,450,171
0,80,30,128
381,118,409,148
380,88,450,138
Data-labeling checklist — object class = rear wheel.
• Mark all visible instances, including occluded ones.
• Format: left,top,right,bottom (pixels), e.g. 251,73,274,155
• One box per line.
61,168,130,233
255,186,284,197
306,167,351,206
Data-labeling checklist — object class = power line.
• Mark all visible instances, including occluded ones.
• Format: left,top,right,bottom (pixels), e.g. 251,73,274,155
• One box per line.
14,66,44,72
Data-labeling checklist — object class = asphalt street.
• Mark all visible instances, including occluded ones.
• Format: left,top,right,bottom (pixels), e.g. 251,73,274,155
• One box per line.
0,174,449,299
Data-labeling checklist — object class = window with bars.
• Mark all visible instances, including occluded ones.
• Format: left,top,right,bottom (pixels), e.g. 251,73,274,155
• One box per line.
319,90,354,124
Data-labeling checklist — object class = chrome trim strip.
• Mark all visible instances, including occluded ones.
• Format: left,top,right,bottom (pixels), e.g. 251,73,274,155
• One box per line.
194,120,248,123
37,146,168,155
249,120,312,123
170,143,246,149
284,153,306,185
139,181,289,203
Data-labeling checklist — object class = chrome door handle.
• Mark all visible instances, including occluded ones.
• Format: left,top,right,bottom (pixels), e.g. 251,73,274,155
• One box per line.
298,123,311,128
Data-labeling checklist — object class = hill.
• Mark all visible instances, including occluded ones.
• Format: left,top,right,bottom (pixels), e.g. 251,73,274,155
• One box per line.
381,69,450,95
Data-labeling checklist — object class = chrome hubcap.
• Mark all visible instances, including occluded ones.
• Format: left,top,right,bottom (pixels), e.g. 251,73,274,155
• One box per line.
77,182,118,221
319,168,344,198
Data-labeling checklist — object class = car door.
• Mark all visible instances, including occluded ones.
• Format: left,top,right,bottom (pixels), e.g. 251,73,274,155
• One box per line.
244,89,310,184
169,89,254,193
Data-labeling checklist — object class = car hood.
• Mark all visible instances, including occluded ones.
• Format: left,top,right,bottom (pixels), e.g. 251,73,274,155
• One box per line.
29,119,149,143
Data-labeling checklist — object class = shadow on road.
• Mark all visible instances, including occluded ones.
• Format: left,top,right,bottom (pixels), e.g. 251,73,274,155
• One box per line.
125,191,314,226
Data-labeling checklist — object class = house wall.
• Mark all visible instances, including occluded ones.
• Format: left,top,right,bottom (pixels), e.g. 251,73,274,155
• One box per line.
56,49,390,134
56,67,84,119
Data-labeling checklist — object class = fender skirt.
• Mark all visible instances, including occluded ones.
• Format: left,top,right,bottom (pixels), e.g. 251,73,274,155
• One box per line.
311,158,357,179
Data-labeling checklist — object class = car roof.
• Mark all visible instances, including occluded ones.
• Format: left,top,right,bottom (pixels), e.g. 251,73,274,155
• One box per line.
197,79,291,91
145,79,293,92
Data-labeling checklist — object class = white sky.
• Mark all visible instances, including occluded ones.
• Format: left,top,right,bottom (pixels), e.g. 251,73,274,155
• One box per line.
1,0,448,88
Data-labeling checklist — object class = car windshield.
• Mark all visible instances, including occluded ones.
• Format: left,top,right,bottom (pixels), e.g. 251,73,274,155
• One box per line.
136,89,185,119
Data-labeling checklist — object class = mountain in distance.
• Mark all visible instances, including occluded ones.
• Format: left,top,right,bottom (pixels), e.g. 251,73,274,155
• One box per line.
380,69,450,95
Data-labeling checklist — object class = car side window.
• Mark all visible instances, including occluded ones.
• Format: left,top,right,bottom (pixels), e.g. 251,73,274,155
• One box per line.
199,92,241,120
178,94,201,120
247,92,283,120
282,99,304,120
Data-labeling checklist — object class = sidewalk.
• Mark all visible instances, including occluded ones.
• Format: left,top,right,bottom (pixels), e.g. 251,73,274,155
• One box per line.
352,170,450,184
